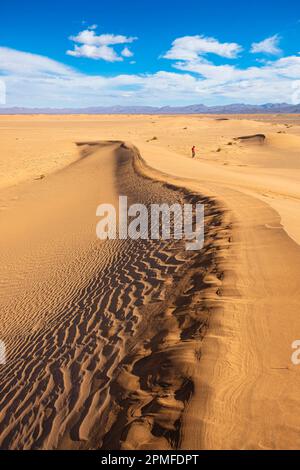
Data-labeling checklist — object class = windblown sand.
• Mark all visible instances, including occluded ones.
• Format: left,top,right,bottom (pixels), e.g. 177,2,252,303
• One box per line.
0,115,300,450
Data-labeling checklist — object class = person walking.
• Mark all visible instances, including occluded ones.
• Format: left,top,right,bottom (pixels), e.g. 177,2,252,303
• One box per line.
191,145,196,158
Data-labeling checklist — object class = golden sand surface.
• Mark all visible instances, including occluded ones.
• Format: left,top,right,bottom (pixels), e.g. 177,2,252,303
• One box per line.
0,115,300,449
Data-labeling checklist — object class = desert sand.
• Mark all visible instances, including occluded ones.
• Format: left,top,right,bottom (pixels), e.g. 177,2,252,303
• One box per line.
0,114,300,449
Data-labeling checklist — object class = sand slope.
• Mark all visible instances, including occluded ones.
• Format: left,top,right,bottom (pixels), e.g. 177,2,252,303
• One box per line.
138,141,300,450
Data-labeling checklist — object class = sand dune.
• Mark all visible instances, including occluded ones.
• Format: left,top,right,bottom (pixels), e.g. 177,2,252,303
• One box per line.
0,115,300,449
0,139,229,449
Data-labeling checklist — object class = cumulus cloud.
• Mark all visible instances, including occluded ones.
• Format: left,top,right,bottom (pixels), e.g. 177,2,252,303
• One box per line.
250,35,282,55
163,35,243,60
67,44,124,62
67,27,137,62
121,47,134,58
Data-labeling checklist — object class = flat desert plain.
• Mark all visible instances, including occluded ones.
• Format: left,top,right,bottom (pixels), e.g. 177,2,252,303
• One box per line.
0,114,300,450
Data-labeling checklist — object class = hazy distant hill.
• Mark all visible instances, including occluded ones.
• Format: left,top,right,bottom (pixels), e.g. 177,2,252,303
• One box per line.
1,103,300,114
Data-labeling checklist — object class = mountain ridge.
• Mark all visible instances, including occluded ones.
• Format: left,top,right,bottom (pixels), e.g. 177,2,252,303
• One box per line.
1,103,300,114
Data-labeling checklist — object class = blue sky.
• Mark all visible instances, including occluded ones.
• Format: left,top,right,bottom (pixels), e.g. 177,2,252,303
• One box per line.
1,0,300,107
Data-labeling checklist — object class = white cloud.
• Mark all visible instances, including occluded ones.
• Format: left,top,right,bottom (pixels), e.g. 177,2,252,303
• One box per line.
70,30,137,46
168,55,300,103
0,46,74,77
163,35,243,60
67,44,123,62
121,47,134,58
250,35,282,55
67,27,137,62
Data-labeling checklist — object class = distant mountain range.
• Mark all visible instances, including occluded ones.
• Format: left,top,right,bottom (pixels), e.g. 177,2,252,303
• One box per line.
1,103,300,114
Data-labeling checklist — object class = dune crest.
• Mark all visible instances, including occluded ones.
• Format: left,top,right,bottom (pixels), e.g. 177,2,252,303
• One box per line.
234,134,266,144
